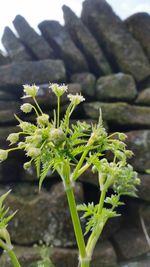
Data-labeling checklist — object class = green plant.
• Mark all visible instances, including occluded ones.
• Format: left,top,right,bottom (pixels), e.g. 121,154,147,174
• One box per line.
0,84,140,267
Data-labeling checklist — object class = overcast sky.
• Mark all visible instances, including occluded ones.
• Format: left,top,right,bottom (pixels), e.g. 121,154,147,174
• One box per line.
0,0,150,52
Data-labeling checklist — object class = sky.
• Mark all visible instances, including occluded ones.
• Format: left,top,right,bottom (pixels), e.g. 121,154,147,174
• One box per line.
0,0,150,52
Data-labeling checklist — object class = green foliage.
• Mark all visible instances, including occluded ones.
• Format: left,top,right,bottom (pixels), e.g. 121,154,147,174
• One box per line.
0,83,140,267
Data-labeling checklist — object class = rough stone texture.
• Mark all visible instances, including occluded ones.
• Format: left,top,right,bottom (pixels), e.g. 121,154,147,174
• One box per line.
125,130,150,172
126,12,150,60
81,0,150,82
63,5,112,76
2,27,32,62
83,102,150,128
137,174,150,202
0,89,19,100
120,255,150,267
0,101,20,124
0,50,10,65
136,88,150,106
139,205,150,236
96,73,137,101
23,83,82,109
71,72,96,96
13,15,54,60
0,241,117,267
0,59,66,89
0,182,83,247
38,20,88,74
112,227,150,260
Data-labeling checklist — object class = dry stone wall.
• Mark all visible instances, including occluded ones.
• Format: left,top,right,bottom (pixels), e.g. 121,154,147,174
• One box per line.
0,0,150,266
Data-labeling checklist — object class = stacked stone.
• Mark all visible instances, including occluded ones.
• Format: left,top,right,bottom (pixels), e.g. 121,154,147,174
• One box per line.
0,0,150,266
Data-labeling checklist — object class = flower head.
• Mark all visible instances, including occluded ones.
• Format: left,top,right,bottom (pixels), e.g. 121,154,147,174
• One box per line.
20,103,33,113
26,147,41,158
37,114,49,126
49,128,65,146
19,121,36,132
23,84,39,98
0,150,8,162
67,93,85,105
7,133,19,145
50,83,68,97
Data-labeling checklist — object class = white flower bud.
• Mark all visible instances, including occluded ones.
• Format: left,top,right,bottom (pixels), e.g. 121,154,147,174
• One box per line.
0,149,8,162
26,147,41,158
19,122,35,132
20,103,33,113
49,128,65,146
23,161,32,170
23,84,39,98
67,93,85,105
7,133,19,145
50,83,68,97
37,114,49,126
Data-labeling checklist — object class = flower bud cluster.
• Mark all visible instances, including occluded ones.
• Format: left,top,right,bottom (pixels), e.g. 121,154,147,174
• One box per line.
23,84,39,98
50,83,68,97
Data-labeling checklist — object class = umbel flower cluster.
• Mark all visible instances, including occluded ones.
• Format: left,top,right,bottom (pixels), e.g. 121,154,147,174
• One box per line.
0,83,140,267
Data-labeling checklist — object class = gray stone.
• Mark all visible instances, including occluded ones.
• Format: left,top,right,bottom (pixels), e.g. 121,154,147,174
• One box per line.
0,50,10,65
0,241,117,267
0,182,83,247
137,174,150,202
136,88,150,106
96,73,137,101
0,101,20,124
126,13,150,60
81,0,150,82
113,227,150,260
120,255,150,267
62,5,112,76
2,27,32,62
13,15,54,60
125,130,150,172
0,90,18,100
71,72,96,96
38,20,88,74
83,102,150,128
0,59,66,89
139,205,150,236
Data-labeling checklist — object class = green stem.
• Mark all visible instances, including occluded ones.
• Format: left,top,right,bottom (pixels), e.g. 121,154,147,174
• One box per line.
72,149,89,181
97,189,106,214
0,240,21,267
80,260,90,267
65,183,87,261
57,96,60,128
86,189,107,257
33,97,43,115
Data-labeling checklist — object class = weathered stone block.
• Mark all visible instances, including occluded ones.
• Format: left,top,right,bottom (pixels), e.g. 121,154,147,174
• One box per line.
0,241,117,267
63,5,112,76
137,174,150,202
83,102,150,128
0,59,66,89
81,0,150,82
126,12,150,60
71,72,96,96
136,88,150,106
112,227,150,260
13,15,54,60
38,20,88,74
96,73,137,101
2,27,32,62
126,130,150,172
0,182,83,247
